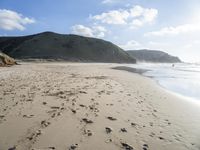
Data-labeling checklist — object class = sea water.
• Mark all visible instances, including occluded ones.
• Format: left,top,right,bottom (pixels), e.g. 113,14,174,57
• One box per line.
128,63,200,101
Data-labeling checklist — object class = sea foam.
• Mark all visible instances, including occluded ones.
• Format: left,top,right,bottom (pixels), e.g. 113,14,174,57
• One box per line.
129,63,200,101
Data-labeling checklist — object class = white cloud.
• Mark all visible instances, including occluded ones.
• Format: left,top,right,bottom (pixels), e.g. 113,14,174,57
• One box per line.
131,19,143,27
145,23,200,36
119,40,143,50
148,41,169,47
0,9,35,31
102,0,122,4
71,24,107,38
91,10,129,25
71,25,93,37
130,5,144,17
119,40,170,51
143,8,158,23
91,5,158,28
92,25,107,38
183,40,200,49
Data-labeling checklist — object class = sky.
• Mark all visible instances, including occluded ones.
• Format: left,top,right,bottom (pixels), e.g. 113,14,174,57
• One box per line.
0,0,200,62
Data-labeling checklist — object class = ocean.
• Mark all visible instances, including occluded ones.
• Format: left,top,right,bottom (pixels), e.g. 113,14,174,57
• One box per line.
128,63,200,102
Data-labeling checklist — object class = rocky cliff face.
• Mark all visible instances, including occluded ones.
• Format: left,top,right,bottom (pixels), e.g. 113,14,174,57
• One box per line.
0,51,17,66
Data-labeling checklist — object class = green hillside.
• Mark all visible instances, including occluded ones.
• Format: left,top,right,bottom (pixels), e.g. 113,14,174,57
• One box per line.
0,32,136,63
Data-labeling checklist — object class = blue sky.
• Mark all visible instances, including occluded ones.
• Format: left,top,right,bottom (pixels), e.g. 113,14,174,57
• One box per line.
0,0,200,62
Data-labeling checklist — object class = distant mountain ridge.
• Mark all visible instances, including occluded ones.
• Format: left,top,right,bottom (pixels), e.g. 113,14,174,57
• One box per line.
0,32,136,63
127,49,181,63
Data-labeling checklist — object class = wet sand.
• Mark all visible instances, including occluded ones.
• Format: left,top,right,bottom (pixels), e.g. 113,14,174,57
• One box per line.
0,62,200,150
112,66,148,74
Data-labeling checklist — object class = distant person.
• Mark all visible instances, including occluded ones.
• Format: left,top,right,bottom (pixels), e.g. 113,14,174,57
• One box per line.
172,64,175,67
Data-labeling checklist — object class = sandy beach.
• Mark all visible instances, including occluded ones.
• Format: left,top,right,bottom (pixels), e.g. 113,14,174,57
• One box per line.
0,62,200,150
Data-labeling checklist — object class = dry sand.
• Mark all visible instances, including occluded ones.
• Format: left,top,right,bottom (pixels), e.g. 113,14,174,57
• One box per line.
0,62,200,150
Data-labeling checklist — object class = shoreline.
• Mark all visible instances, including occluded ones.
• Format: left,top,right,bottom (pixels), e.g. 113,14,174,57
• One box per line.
112,66,149,75
112,65,200,105
0,63,200,150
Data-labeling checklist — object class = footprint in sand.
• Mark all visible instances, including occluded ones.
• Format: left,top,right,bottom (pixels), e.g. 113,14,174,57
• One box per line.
120,128,127,133
158,136,165,140
142,144,149,150
83,129,93,136
70,108,76,114
8,146,16,150
121,142,134,150
105,127,112,134
107,116,117,121
41,120,51,128
82,118,93,124
69,144,78,150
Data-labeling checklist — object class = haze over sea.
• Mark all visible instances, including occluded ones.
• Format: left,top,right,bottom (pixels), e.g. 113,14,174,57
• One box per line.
128,63,200,102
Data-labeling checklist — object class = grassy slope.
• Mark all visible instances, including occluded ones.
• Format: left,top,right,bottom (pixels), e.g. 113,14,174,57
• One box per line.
0,32,136,63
